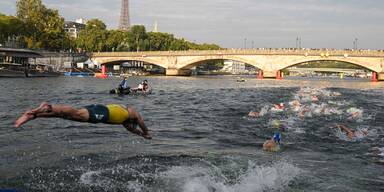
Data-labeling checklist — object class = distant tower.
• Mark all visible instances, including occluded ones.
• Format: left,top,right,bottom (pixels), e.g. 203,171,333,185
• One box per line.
153,20,158,32
118,0,130,31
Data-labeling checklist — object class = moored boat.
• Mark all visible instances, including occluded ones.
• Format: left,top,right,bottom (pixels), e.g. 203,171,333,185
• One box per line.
27,64,60,77
0,48,60,77
0,63,27,77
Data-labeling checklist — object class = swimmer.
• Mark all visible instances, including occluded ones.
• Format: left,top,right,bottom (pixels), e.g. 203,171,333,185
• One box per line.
290,100,301,107
263,132,281,152
298,106,311,119
311,95,319,102
14,102,152,139
368,147,384,157
333,124,368,140
274,103,285,110
248,111,260,118
289,100,301,112
346,107,363,119
248,106,269,117
332,92,342,96
271,120,287,132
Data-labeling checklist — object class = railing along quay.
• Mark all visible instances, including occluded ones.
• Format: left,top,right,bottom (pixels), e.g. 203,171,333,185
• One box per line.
92,48,384,58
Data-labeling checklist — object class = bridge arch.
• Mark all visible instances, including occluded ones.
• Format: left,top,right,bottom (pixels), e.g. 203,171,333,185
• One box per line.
277,57,378,72
178,55,264,70
94,57,168,69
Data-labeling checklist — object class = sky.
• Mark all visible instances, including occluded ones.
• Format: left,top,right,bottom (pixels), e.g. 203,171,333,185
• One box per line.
1,0,383,49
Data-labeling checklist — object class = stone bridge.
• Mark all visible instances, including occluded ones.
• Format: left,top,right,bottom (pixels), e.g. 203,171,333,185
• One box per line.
91,49,384,80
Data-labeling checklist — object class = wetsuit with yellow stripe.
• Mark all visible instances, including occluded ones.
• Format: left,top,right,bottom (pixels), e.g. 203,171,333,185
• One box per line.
84,104,129,124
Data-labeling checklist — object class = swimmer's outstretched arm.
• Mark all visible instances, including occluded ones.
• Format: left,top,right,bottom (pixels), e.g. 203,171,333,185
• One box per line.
336,124,353,134
124,107,152,139
123,121,152,139
335,124,355,139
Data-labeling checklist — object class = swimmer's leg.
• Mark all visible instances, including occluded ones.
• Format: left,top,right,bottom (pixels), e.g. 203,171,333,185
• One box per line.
15,104,89,128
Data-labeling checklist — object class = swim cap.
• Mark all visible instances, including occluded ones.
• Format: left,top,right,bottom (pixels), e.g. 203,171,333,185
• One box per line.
273,132,281,144
272,120,281,128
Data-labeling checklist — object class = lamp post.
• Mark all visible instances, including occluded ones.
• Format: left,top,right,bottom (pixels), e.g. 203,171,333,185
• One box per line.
244,38,247,49
353,41,356,50
353,38,358,50
299,37,302,49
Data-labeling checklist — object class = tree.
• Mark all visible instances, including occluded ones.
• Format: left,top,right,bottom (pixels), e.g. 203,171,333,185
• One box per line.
147,32,174,51
0,13,26,46
16,0,68,50
106,30,130,51
40,9,67,51
16,0,46,48
76,19,108,52
129,25,147,52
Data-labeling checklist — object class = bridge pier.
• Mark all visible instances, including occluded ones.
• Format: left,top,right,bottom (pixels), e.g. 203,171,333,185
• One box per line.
376,72,384,81
257,70,264,79
262,71,275,79
262,70,283,79
276,71,283,80
166,68,192,76
372,72,384,81
372,72,378,82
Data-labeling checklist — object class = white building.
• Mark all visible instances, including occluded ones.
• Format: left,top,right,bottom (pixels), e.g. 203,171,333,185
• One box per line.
64,19,86,38
222,60,246,74
75,18,87,25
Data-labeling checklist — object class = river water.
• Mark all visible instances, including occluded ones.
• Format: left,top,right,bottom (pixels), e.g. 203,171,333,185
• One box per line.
0,76,384,192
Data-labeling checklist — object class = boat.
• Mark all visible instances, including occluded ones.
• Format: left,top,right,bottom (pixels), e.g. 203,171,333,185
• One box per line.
64,71,94,77
236,77,246,82
109,87,152,95
0,63,27,77
0,48,60,77
27,64,60,77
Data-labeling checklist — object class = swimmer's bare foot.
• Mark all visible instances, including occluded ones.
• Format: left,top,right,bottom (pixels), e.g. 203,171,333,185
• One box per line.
14,112,35,128
142,134,152,140
28,102,51,114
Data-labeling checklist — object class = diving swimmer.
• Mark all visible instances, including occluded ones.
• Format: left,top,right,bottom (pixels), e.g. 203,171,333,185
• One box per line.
14,102,152,139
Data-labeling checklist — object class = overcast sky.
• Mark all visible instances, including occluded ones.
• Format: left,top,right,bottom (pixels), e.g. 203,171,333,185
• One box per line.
1,0,383,49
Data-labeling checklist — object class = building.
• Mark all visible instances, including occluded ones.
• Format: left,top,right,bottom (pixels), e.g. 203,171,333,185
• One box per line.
222,60,246,74
64,19,86,38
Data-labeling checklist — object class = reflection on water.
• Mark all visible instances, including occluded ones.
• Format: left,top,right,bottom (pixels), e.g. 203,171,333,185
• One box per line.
0,76,383,191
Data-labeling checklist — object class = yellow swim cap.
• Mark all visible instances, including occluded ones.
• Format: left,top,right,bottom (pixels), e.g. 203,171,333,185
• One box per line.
272,120,281,128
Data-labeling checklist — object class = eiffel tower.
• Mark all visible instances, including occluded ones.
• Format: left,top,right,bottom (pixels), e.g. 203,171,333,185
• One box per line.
118,0,130,31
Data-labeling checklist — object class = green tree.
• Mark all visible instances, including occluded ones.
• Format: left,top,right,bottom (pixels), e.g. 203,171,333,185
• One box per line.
129,25,147,52
170,38,190,50
147,32,174,51
16,0,46,48
40,9,67,50
76,19,108,52
106,30,131,51
297,61,362,69
16,0,68,50
0,13,26,46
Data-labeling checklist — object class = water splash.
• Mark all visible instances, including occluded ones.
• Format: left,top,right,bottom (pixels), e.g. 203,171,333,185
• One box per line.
161,161,301,192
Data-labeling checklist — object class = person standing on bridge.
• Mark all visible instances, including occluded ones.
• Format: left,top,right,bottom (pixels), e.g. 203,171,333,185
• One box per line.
14,102,152,139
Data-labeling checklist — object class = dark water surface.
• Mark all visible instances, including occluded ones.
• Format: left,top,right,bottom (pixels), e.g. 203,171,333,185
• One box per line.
0,76,384,191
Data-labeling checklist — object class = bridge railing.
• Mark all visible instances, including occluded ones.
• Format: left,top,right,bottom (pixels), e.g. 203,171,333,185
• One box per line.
92,48,384,57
